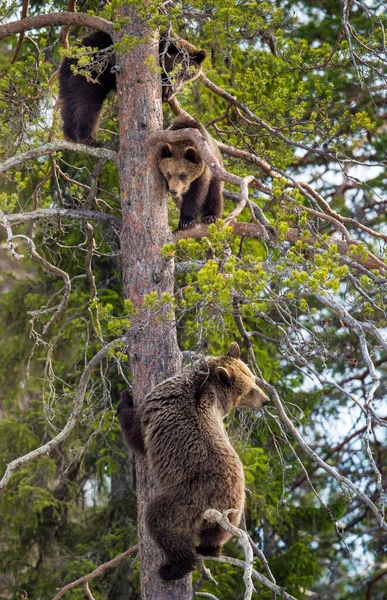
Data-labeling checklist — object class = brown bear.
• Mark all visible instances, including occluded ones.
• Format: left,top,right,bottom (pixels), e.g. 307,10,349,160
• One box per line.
158,115,224,229
117,342,269,581
58,31,208,146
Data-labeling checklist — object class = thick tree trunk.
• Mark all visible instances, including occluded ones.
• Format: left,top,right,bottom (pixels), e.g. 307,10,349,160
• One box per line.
115,6,193,600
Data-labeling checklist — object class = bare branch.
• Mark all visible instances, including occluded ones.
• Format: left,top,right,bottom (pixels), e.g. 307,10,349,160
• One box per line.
59,0,77,49
0,12,113,41
201,509,298,600
199,74,386,168
203,509,255,600
0,209,23,259
85,223,98,298
218,141,387,244
83,582,96,600
0,141,116,174
9,0,30,64
263,382,387,532
52,544,138,600
0,337,126,493
4,208,121,231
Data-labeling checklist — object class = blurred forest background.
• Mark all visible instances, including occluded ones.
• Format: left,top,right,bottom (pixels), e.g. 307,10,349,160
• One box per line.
0,1,386,599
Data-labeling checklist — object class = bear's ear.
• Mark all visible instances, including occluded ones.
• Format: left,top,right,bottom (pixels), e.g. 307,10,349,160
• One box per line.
194,50,208,65
166,41,179,56
161,144,173,159
184,146,200,163
216,366,231,387
228,342,240,358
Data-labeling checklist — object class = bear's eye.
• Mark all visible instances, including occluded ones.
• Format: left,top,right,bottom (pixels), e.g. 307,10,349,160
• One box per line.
166,173,171,180
180,174,187,182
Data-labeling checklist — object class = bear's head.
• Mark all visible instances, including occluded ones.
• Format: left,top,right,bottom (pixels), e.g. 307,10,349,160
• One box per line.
160,38,208,100
159,141,205,198
208,342,269,413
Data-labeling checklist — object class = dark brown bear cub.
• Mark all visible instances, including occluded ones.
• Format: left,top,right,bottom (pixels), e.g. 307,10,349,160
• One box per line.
158,115,224,229
117,343,269,581
59,31,207,146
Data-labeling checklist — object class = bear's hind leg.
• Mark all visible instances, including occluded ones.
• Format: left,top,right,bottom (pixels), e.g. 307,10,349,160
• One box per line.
73,95,104,146
197,524,230,557
146,494,197,581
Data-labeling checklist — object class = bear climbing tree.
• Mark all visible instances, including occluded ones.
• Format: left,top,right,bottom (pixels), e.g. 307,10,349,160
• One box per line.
118,343,269,581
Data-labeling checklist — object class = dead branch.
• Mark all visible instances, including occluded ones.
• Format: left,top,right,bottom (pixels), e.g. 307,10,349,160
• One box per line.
83,582,96,600
204,509,255,600
52,544,138,600
218,142,387,244
0,337,126,493
201,509,298,600
4,208,121,231
199,74,386,168
194,556,219,594
0,12,113,41
0,141,116,174
85,223,97,298
263,381,387,532
0,209,23,259
20,236,72,335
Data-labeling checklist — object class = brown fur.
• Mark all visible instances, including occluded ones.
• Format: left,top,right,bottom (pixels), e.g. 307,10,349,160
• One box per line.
158,116,224,229
117,343,269,581
58,32,207,146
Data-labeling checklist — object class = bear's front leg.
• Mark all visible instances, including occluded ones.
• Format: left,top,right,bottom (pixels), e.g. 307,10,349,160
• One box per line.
178,181,204,229
201,178,224,224
117,390,146,454
179,199,199,230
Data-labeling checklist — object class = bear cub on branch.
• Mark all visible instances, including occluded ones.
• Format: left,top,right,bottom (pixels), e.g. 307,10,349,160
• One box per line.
58,31,207,146
117,343,269,581
158,115,224,229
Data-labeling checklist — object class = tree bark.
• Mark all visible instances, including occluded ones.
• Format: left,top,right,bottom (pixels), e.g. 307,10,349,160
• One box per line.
115,6,192,599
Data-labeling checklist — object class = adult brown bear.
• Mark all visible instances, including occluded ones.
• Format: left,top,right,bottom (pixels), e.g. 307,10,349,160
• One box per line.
117,343,269,581
59,31,207,146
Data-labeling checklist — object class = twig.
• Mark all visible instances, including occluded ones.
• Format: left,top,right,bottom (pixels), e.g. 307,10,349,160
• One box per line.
0,337,126,492
200,510,298,600
52,544,138,600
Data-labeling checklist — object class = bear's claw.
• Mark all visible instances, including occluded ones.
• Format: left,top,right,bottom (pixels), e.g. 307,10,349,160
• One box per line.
179,218,195,229
202,215,217,224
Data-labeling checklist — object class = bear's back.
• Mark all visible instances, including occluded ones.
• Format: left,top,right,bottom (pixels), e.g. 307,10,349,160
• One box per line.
141,369,244,493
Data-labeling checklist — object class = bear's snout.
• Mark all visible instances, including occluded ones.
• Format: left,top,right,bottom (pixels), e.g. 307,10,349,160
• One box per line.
238,385,270,409
170,189,178,197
